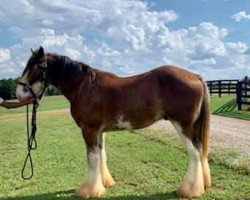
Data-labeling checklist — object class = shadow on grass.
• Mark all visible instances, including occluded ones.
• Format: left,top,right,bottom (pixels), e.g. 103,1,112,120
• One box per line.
2,189,177,200
213,99,237,114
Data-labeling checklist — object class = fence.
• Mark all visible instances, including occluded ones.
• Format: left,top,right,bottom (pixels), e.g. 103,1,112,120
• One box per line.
206,77,250,110
206,80,238,97
236,76,250,110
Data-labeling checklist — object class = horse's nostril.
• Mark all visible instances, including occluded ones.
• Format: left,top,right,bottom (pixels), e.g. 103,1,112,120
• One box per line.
22,86,29,93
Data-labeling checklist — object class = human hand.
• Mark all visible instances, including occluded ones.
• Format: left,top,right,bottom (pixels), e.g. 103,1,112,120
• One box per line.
26,97,38,105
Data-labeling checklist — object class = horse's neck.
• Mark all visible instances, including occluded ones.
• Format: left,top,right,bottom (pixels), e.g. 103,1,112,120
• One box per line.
47,55,90,101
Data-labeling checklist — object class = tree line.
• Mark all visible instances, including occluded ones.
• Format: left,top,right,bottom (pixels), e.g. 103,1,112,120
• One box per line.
0,78,60,100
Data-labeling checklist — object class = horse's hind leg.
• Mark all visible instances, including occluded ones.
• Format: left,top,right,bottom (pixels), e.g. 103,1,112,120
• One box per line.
201,150,211,188
99,133,115,187
76,128,105,198
172,122,205,198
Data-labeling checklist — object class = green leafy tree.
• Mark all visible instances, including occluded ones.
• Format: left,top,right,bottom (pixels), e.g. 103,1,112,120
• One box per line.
0,78,17,100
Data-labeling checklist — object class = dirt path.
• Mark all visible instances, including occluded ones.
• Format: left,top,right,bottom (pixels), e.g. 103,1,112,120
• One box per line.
209,115,250,155
0,109,70,121
150,115,250,156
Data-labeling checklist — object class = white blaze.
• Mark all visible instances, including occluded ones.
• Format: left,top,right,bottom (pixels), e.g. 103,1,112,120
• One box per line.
16,73,44,101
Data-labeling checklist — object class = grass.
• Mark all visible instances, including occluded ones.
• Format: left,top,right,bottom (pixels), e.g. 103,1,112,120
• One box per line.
0,96,69,116
0,95,249,199
210,95,250,120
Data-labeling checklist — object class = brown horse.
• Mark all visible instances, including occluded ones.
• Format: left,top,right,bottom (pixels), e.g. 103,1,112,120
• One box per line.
16,46,211,198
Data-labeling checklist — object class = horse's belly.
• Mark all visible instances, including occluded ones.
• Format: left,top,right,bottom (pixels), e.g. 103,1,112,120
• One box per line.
105,112,163,131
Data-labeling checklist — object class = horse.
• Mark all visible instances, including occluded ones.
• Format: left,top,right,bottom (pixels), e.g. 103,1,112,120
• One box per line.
16,46,211,198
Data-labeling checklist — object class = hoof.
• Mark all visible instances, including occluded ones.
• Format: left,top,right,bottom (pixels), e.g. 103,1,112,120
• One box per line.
76,182,105,198
204,176,212,189
202,158,212,189
102,176,115,188
177,182,205,198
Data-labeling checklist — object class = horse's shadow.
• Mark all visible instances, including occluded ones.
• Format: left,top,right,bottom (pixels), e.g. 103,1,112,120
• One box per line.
1,189,177,200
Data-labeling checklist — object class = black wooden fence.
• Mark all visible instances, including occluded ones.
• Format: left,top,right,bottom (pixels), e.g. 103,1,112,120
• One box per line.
236,76,250,110
206,77,249,110
206,80,238,97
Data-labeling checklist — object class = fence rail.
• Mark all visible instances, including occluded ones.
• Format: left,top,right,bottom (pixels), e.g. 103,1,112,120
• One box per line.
206,80,238,97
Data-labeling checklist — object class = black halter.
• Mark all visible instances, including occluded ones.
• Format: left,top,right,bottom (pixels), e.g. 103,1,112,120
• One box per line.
18,61,48,100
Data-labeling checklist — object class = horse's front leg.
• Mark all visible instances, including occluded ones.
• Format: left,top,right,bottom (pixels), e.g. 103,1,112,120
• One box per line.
76,128,105,198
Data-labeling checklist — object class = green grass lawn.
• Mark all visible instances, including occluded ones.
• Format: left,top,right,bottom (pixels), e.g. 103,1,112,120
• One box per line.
210,95,250,120
0,96,69,116
0,95,249,199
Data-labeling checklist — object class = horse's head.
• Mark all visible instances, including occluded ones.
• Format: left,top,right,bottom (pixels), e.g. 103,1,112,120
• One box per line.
16,46,48,101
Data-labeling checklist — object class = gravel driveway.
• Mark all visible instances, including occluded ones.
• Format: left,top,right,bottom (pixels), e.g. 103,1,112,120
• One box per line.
209,115,250,156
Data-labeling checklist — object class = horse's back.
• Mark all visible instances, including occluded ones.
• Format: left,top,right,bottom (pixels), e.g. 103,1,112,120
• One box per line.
151,65,201,83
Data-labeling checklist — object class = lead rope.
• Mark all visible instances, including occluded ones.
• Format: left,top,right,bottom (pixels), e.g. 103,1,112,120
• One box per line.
21,102,39,180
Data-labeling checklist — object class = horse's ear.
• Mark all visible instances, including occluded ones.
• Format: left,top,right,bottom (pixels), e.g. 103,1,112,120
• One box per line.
37,46,44,58
30,48,35,55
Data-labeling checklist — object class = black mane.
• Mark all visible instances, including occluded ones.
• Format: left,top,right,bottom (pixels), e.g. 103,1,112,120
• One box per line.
51,54,91,86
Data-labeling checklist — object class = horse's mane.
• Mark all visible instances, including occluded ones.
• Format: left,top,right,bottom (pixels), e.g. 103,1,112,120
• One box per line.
52,54,91,83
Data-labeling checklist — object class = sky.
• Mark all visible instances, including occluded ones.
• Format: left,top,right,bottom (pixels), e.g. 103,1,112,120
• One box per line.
0,0,250,80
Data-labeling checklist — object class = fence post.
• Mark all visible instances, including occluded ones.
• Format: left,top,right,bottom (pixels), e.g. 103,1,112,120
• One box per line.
244,76,247,97
209,82,212,95
236,82,242,110
219,81,221,98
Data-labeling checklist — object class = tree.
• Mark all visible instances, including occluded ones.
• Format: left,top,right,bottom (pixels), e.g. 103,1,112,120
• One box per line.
46,86,61,96
0,78,17,100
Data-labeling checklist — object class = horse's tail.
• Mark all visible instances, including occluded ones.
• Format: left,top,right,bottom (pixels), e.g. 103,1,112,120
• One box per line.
194,78,210,158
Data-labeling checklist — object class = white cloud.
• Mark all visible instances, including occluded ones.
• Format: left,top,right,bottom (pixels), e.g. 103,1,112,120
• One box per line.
123,25,146,50
97,43,121,57
191,58,216,65
226,42,248,54
152,22,227,67
0,0,249,80
231,11,250,22
188,22,228,39
0,48,11,63
65,48,81,60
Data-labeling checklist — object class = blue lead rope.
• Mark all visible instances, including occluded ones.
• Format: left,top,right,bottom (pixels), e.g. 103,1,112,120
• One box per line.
21,102,39,180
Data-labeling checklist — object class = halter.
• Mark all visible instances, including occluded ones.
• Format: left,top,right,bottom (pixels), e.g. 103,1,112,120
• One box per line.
18,61,48,100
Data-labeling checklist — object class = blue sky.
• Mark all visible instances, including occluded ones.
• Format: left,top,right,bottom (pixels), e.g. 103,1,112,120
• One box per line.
154,0,250,44
0,0,249,80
